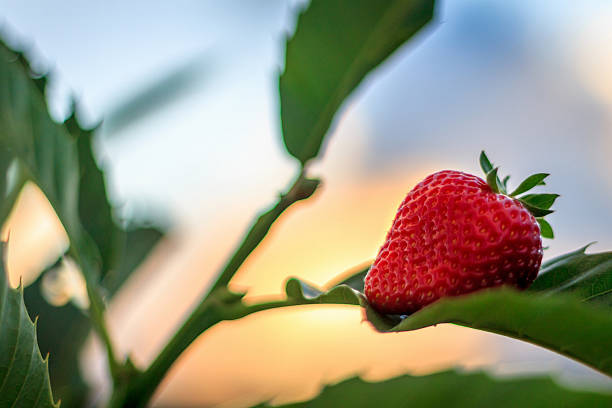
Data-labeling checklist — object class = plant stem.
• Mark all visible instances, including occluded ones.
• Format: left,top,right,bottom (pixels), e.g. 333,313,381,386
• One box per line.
69,241,123,384
116,293,303,407
114,169,320,407
207,169,320,294
86,283,121,380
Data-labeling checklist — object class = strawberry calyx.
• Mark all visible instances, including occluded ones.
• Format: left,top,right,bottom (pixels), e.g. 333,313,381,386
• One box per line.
479,151,558,239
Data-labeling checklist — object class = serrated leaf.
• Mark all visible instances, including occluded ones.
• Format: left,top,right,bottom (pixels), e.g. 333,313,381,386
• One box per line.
253,369,612,408
280,0,435,164
24,270,90,408
509,173,549,196
65,112,124,277
0,243,59,407
0,39,101,284
519,193,559,210
536,218,554,239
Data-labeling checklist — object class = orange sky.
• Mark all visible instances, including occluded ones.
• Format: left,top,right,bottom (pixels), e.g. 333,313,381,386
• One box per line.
1,162,507,407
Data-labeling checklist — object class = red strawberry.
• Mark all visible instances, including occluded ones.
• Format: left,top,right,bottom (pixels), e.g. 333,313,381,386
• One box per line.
364,152,557,314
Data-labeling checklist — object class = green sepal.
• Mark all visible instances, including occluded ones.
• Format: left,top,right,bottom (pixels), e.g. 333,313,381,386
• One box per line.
479,151,493,174
509,173,549,196
519,193,559,210
502,175,510,190
486,167,502,194
480,151,506,193
519,201,554,217
536,218,554,239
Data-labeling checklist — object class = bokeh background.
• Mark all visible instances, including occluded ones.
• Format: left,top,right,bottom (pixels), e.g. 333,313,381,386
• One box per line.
2,0,612,406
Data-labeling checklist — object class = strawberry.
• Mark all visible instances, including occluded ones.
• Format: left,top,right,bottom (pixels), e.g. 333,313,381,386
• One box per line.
364,152,557,314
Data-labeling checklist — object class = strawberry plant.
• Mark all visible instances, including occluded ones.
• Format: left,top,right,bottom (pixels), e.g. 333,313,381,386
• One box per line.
1,0,612,407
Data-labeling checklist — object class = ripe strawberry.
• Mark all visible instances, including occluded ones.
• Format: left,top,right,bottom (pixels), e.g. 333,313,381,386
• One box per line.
364,152,557,314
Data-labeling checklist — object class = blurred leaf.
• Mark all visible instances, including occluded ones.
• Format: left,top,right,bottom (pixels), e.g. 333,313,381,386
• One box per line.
0,243,59,407
102,225,164,296
536,218,554,239
0,152,24,223
23,269,90,408
103,55,210,135
22,225,163,406
280,0,435,164
509,173,549,196
284,276,612,376
0,39,102,283
519,193,559,210
529,247,612,306
65,112,125,276
254,370,612,408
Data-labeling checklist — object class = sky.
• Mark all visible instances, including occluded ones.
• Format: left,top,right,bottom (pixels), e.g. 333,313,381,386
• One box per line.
2,0,612,406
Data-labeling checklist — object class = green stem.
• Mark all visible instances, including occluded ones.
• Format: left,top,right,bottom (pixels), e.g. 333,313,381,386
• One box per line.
114,169,320,407
116,293,302,407
207,169,319,294
68,241,123,384
86,283,121,380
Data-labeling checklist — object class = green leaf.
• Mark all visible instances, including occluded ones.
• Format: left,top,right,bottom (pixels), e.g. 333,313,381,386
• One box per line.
485,168,501,193
22,225,162,407
509,173,549,196
284,277,612,376
0,154,22,223
0,243,59,407
253,370,612,408
65,111,124,277
479,151,493,175
280,0,436,164
540,244,593,270
24,269,90,408
0,39,101,284
102,225,164,296
284,278,402,330
536,218,554,239
519,193,559,210
530,248,612,307
386,288,612,376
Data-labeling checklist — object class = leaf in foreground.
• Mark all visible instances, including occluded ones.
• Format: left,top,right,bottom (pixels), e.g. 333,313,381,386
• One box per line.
280,0,436,164
254,370,612,408
285,274,612,376
0,243,58,407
